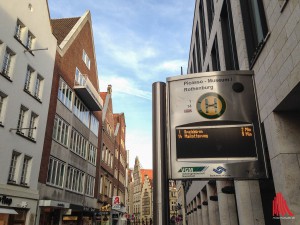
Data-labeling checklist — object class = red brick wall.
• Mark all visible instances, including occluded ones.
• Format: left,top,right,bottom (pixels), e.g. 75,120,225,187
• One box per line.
38,18,101,184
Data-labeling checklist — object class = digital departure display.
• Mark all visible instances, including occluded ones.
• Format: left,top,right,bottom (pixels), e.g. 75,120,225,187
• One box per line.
176,125,257,159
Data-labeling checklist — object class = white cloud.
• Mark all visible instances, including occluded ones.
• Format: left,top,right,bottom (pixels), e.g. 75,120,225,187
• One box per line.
99,75,152,100
156,59,186,73
126,129,152,169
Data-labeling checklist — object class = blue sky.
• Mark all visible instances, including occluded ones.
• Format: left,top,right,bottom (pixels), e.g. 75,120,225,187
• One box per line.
48,0,195,169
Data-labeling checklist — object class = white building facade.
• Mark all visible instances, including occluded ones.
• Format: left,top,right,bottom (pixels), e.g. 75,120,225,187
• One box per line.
0,1,56,225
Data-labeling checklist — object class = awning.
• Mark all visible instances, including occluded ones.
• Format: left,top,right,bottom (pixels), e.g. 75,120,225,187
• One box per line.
0,208,18,214
39,200,70,209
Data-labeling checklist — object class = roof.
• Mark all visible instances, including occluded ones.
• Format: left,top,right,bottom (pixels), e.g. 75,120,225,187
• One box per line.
100,92,108,101
141,169,153,184
128,170,133,182
51,17,80,45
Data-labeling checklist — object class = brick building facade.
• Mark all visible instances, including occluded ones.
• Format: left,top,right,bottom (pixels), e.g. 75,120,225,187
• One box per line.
37,11,103,225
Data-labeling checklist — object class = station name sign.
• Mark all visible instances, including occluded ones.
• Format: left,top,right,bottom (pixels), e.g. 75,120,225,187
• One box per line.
167,71,268,179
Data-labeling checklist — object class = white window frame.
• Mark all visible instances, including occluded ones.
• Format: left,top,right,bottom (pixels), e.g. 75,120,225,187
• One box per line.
110,153,113,168
58,78,73,110
46,157,65,188
14,19,24,40
88,144,97,165
90,114,99,136
70,129,87,159
65,166,85,194
52,115,69,147
20,155,32,186
99,175,103,194
73,96,89,127
26,31,35,50
28,112,38,139
2,47,14,78
101,144,105,161
85,175,95,196
8,151,21,183
34,74,44,100
82,50,91,70
75,67,86,85
17,105,28,134
24,66,34,92
0,91,7,124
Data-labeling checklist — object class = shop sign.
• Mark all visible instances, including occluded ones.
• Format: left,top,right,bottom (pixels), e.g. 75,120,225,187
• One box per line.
83,206,95,212
0,195,12,206
62,216,78,221
112,196,120,210
98,211,110,215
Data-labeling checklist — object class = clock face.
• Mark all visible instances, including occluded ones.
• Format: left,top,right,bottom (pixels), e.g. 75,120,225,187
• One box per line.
196,92,226,119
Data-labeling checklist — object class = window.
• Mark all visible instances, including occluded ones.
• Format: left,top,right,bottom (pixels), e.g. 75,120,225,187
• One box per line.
1,47,14,78
101,144,105,161
106,122,113,137
192,46,197,73
114,186,117,197
46,157,65,188
108,151,111,166
88,144,97,165
14,20,24,40
206,0,215,34
85,175,95,196
195,23,202,72
240,0,268,66
65,166,85,193
82,50,91,69
110,153,113,168
52,115,69,146
99,176,103,194
26,31,35,50
73,96,89,127
199,0,207,59
24,66,34,91
20,155,31,186
0,91,7,124
70,129,87,159
75,68,86,86
121,139,125,149
115,149,119,159
17,105,28,134
211,36,220,71
28,112,38,139
221,0,239,70
58,78,73,110
105,148,108,164
114,168,118,179
8,151,21,183
109,182,112,197
34,74,43,100
90,114,99,136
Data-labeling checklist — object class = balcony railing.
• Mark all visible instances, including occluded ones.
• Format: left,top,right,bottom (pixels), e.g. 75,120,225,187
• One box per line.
74,74,103,111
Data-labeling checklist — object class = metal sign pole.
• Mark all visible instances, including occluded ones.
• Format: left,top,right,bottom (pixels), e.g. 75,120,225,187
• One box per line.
152,82,169,225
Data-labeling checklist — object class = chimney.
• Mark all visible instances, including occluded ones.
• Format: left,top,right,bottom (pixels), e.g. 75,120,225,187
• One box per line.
107,84,112,94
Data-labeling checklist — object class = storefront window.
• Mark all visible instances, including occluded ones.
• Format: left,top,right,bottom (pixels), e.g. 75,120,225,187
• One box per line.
8,209,28,225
